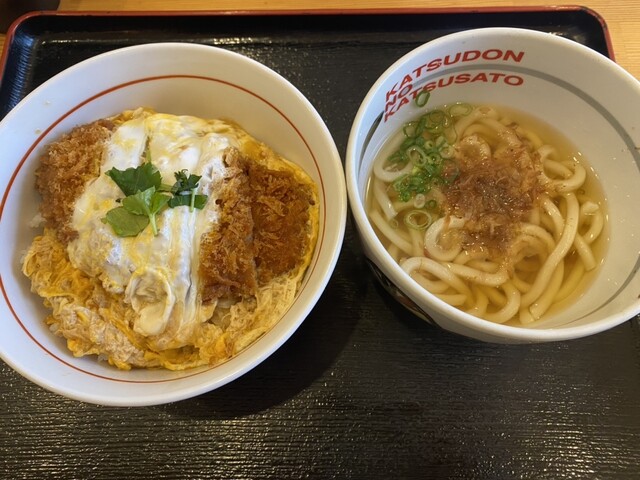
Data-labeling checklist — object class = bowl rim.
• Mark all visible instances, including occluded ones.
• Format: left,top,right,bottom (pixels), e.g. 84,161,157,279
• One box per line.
346,27,640,342
0,42,347,405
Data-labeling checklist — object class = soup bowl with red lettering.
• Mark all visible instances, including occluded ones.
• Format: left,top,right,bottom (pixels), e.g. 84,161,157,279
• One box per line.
346,27,640,343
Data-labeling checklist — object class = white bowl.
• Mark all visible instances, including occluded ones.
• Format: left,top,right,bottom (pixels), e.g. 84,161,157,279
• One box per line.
346,27,640,343
0,43,346,405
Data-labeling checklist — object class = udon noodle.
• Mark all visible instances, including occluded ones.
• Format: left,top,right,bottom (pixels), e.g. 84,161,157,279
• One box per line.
367,103,607,326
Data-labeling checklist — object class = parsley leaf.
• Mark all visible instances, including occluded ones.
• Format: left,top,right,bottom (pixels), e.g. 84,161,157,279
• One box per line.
103,162,208,237
168,194,208,209
102,207,150,237
170,169,207,211
121,187,171,235
105,162,162,196
171,170,202,194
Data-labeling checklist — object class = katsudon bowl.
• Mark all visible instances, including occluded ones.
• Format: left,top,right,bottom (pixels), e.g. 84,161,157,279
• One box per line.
0,43,346,406
346,27,640,344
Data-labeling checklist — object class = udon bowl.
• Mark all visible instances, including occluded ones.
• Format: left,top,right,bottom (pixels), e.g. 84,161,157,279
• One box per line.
0,43,346,405
346,27,640,343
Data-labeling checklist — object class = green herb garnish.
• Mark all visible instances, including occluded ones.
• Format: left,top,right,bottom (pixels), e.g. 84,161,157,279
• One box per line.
105,161,162,197
387,100,469,203
122,187,171,235
102,207,151,237
168,170,207,211
103,151,209,237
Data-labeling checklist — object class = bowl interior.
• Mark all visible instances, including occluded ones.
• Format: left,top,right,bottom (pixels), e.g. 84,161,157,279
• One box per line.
348,28,640,338
0,43,345,405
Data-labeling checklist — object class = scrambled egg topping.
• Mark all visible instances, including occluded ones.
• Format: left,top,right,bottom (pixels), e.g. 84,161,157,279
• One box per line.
22,108,319,370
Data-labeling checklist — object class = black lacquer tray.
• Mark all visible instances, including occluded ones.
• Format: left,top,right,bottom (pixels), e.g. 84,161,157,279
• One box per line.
1,8,638,480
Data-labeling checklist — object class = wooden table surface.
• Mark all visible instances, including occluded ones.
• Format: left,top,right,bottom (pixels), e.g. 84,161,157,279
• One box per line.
1,2,639,480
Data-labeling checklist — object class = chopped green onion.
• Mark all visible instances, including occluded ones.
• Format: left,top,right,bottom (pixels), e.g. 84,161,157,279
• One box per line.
413,193,426,209
425,110,446,132
439,144,455,159
443,127,458,145
401,136,416,149
386,101,472,203
406,145,428,166
448,102,473,117
415,90,431,107
387,150,406,165
403,121,419,138
434,135,449,149
404,209,434,230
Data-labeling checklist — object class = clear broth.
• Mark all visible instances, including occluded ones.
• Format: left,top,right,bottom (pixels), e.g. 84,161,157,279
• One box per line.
365,104,609,326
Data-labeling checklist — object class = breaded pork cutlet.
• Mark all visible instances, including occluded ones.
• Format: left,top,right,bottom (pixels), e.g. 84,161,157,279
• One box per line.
35,120,114,243
37,126,316,306
24,109,319,370
249,153,317,285
199,148,258,301
199,147,317,302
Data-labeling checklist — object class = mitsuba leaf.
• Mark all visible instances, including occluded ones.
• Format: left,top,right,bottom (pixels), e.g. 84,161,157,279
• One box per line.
168,194,208,209
122,187,170,216
102,207,150,237
157,182,174,193
150,191,172,213
121,187,171,235
105,162,162,196
103,162,208,237
171,170,202,195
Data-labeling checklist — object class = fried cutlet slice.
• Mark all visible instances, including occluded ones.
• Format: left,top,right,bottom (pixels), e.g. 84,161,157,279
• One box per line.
249,159,316,285
199,148,258,302
199,146,317,302
35,120,114,243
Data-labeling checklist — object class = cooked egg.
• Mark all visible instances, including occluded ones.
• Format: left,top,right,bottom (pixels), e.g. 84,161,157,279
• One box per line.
68,110,237,342
23,107,319,370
